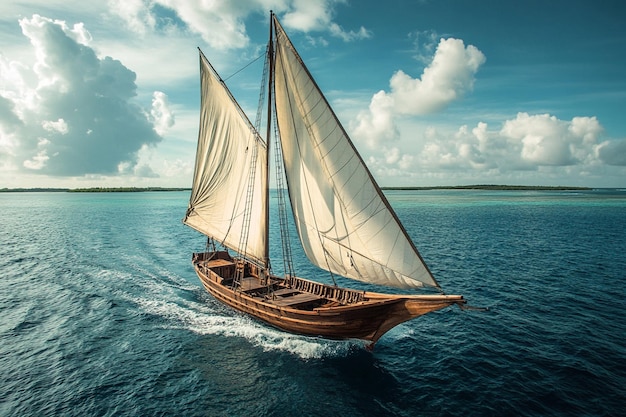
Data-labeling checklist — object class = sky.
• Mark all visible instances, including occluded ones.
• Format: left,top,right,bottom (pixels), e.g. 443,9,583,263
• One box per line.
1,0,625,189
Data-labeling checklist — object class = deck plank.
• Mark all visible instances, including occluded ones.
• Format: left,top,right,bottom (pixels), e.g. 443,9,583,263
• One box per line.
272,292,323,306
272,288,299,297
240,277,265,292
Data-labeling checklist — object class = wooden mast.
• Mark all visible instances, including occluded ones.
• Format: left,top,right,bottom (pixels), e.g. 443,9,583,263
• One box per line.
263,12,274,279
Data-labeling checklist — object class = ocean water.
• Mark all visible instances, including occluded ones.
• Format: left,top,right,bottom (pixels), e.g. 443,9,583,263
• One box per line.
1,189,625,416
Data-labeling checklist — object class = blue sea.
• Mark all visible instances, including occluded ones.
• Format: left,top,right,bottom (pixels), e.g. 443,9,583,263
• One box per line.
1,189,625,416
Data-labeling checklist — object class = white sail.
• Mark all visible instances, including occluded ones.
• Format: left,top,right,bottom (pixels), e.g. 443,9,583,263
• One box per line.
272,18,438,289
184,52,267,265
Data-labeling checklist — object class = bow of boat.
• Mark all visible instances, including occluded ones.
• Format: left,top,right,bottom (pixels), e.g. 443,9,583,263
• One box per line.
359,292,465,346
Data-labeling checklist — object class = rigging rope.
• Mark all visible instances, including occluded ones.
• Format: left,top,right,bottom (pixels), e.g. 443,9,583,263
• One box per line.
273,103,295,280
224,53,265,82
232,49,269,288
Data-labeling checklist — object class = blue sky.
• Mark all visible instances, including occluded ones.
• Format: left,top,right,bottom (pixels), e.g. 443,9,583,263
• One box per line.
1,0,625,188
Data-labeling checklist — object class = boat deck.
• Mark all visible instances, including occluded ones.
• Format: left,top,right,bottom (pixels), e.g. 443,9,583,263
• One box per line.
271,292,323,307
240,277,266,292
198,252,370,310
240,279,326,308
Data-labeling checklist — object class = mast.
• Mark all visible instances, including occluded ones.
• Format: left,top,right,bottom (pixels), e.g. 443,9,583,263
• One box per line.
263,11,274,273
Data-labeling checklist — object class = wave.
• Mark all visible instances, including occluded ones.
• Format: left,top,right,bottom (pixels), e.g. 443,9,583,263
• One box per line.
103,260,360,359
131,294,358,359
90,257,435,360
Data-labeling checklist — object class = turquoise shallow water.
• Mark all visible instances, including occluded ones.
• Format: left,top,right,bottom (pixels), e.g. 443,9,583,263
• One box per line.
1,189,625,416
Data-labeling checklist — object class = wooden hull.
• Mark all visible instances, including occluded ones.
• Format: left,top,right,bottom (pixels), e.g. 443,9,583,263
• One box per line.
192,251,465,347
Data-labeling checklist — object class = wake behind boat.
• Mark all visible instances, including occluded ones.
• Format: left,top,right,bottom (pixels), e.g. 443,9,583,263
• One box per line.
183,12,465,349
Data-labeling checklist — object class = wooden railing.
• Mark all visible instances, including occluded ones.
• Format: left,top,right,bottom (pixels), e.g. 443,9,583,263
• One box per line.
286,276,365,305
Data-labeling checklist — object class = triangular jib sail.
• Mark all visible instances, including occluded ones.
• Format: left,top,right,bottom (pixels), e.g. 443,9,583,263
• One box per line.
272,15,438,289
183,52,268,266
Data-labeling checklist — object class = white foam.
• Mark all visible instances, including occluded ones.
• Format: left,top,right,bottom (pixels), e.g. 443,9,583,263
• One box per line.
133,295,358,359
97,262,360,359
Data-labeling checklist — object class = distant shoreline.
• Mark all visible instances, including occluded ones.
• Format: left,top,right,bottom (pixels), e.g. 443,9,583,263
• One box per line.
380,185,592,191
0,187,191,193
1,185,593,193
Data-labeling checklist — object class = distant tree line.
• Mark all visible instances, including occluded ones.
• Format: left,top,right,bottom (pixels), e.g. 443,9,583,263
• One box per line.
67,187,190,192
1,187,190,193
380,185,591,191
0,188,68,192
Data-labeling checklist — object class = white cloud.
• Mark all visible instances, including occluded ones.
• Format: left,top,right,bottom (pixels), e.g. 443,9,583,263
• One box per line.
357,111,620,186
282,0,333,32
108,0,371,51
133,163,159,177
108,0,156,35
390,38,485,115
109,0,252,50
68,22,93,45
162,158,193,178
22,151,49,170
22,138,50,170
500,113,602,166
352,90,397,148
328,23,371,42
281,0,371,41
42,118,68,134
0,15,162,178
150,91,175,135
352,37,485,149
597,138,626,166
417,113,605,173
347,38,621,185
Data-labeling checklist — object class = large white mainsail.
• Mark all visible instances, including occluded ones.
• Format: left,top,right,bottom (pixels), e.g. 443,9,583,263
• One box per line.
184,52,268,265
272,16,438,289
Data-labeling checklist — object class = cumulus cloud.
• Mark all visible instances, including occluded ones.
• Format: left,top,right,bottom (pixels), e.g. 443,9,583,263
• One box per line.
597,139,626,166
282,0,371,41
109,0,250,49
281,0,334,32
108,0,156,35
360,112,623,185
42,118,68,134
500,113,601,166
0,94,22,129
415,113,605,173
352,37,485,149
150,91,174,135
391,39,485,115
109,0,370,50
352,90,398,147
0,15,163,177
348,37,622,185
328,23,372,42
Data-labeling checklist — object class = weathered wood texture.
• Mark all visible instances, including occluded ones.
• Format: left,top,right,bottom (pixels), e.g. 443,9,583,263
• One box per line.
192,251,465,347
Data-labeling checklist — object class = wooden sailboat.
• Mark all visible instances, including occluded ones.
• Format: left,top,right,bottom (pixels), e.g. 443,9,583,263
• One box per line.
183,12,465,348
